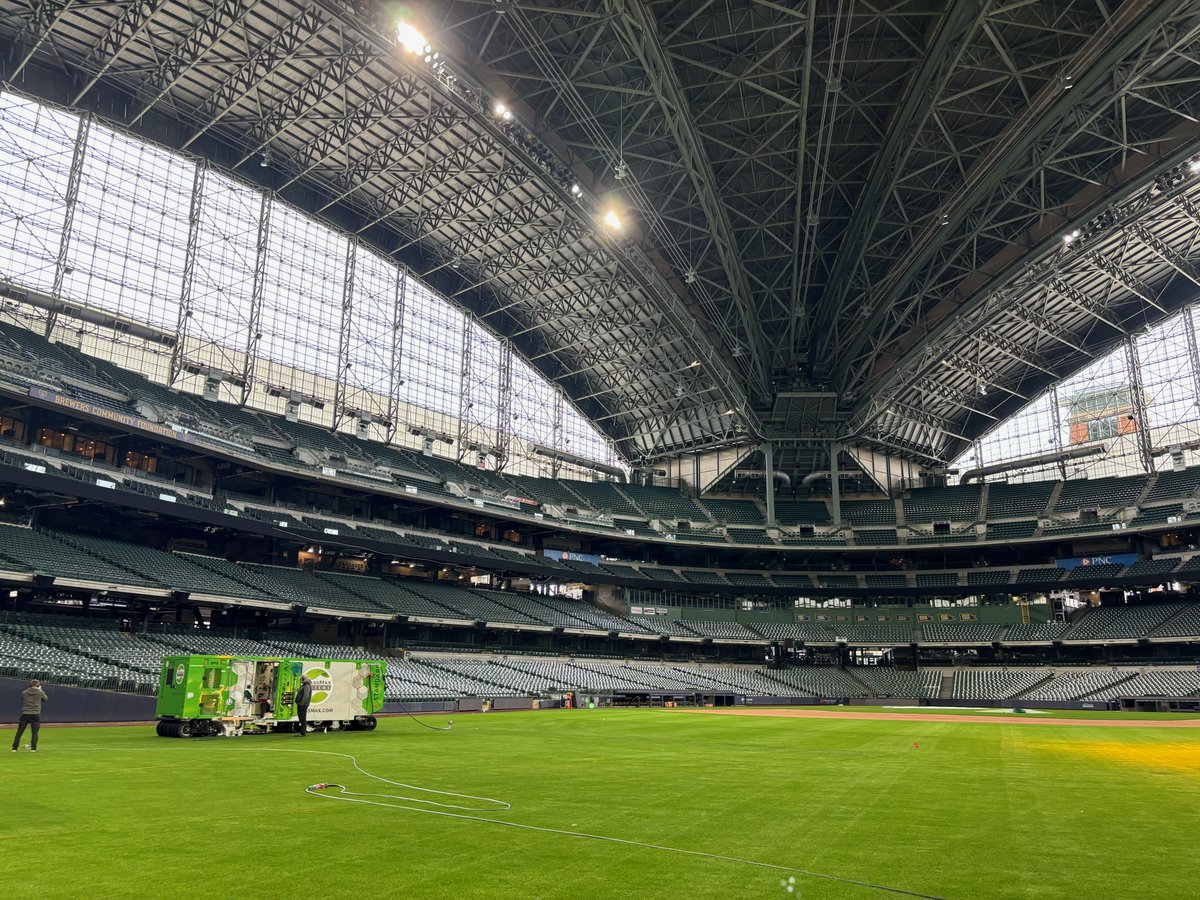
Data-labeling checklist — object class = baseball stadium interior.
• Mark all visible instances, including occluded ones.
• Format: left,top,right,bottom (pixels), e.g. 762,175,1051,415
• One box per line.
5,0,1200,718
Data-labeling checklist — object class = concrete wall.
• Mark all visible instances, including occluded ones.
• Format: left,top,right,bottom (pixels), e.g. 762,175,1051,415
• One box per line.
0,677,157,724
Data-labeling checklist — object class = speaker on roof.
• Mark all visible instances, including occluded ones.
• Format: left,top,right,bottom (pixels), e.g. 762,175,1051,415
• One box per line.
285,399,300,422
203,377,220,402
356,416,371,440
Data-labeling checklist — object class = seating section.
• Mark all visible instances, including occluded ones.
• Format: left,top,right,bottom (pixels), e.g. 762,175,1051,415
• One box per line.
565,481,643,517
4,610,1200,706
921,623,1001,642
950,668,1051,699
761,666,867,698
676,619,761,641
986,520,1037,540
0,615,375,693
0,623,157,691
701,499,765,525
856,529,898,546
1021,669,1135,701
904,485,981,523
986,481,1055,518
967,569,1011,586
1003,622,1069,642
850,667,940,698
0,525,157,586
774,500,830,525
1081,668,1200,700
841,500,896,526
1062,563,1126,583
1065,603,1185,641
618,483,706,521
1151,604,1200,639
835,625,915,645
1127,559,1180,583
1053,475,1147,512
1145,467,1200,502
1016,567,1063,584
625,615,700,637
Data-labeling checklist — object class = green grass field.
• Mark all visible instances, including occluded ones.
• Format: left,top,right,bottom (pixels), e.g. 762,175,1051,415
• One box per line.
3,708,1198,899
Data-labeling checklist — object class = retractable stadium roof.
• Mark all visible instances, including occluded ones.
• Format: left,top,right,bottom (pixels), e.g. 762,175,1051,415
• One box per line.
3,0,1200,472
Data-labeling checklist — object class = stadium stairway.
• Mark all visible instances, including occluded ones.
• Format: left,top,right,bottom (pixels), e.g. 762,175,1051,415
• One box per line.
1078,671,1140,700
418,658,519,694
841,667,874,695
937,673,954,700
1009,671,1058,699
1041,480,1066,518
1134,475,1158,508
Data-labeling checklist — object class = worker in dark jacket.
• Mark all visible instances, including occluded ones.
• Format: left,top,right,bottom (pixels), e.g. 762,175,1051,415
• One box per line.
295,675,312,736
12,679,48,752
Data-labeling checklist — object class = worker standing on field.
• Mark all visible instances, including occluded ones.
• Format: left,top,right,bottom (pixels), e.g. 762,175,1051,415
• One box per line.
295,675,312,736
12,679,48,752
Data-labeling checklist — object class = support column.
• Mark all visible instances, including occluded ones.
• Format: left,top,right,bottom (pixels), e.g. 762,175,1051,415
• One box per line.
45,112,90,338
241,192,272,405
1049,385,1067,479
830,441,842,526
762,442,776,526
384,265,406,445
494,340,513,472
1125,336,1155,474
455,318,474,462
551,393,564,478
169,161,206,387
332,239,357,431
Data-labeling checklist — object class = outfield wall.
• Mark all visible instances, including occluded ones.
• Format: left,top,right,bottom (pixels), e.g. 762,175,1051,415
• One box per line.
0,676,157,723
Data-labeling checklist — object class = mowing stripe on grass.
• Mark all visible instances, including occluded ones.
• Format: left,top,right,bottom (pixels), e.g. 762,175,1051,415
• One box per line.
286,748,945,899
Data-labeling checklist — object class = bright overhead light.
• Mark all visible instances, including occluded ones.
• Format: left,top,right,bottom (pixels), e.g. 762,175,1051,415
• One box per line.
601,208,623,231
493,102,513,121
1063,229,1081,244
396,22,427,56
570,183,582,196
1190,159,1200,173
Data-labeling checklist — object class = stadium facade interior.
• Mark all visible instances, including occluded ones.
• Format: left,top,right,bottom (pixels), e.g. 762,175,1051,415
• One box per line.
4,0,1200,714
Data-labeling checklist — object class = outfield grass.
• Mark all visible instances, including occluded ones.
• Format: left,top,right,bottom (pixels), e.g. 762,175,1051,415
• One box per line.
753,705,1200,721
3,709,1198,898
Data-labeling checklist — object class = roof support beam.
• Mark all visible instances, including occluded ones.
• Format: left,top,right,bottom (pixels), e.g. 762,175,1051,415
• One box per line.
811,0,989,351
605,0,771,400
835,0,1191,386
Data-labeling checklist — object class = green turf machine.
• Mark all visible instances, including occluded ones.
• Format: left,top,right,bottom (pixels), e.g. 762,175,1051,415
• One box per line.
156,655,386,737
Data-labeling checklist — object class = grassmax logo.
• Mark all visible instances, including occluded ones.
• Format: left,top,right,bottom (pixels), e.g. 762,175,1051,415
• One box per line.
305,667,333,704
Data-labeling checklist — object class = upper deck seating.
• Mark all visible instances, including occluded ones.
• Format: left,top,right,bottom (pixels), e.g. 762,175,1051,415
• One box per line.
903,485,981,522
985,481,1055,518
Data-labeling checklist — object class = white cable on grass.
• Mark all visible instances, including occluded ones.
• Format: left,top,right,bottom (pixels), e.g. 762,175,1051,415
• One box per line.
50,745,942,897
289,749,944,899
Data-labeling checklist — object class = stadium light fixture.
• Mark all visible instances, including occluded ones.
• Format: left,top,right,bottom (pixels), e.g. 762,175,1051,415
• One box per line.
1063,229,1081,244
570,183,582,197
494,102,513,121
396,22,428,56
601,208,623,231
1190,159,1200,173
